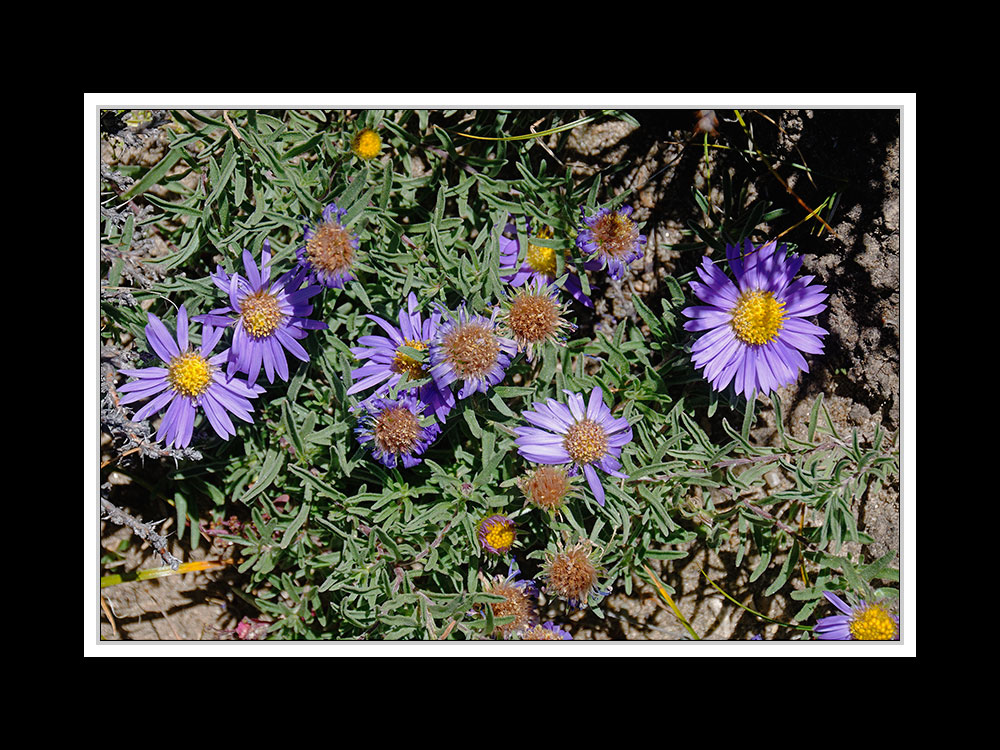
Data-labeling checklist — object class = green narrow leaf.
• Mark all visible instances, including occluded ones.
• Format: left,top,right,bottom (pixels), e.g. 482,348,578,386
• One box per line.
239,449,285,504
279,502,311,549
121,148,184,201
808,392,823,442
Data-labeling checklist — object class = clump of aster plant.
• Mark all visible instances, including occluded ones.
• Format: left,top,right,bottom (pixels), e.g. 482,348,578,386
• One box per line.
540,537,607,609
498,278,575,362
681,237,828,400
354,393,441,469
195,241,326,386
297,202,360,289
814,591,899,641
117,305,264,449
575,204,646,280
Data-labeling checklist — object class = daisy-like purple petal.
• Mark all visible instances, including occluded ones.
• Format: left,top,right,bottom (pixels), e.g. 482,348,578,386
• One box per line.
347,292,455,421
118,305,265,449
682,238,829,400
194,240,327,387
514,386,633,507
814,590,900,641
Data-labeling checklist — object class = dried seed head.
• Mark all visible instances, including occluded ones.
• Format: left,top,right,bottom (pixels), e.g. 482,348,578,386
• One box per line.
305,218,356,278
519,464,574,514
440,320,502,379
372,405,421,456
482,574,538,639
542,539,604,607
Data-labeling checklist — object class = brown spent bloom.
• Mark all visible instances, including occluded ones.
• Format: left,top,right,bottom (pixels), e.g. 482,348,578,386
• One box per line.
372,405,421,456
500,280,573,362
519,464,574,514
305,218,356,278
482,574,538,639
542,539,604,607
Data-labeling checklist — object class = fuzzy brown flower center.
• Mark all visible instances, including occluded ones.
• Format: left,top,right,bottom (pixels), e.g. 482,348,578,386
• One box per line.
373,406,421,455
563,418,608,465
591,212,639,259
306,220,355,275
507,293,561,345
441,322,500,379
520,465,572,512
545,544,598,603
485,579,536,639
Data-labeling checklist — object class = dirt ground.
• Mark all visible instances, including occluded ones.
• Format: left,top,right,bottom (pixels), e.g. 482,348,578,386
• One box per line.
97,107,904,644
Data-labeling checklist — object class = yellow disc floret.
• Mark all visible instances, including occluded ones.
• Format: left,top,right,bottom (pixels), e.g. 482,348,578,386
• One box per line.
392,338,428,380
351,128,382,160
730,289,786,346
563,419,609,465
167,351,213,398
482,519,516,554
849,602,898,641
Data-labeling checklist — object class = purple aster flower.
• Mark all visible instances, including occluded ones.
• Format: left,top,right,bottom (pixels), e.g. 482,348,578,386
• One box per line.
354,393,441,469
195,240,327,387
513,386,633,507
575,204,646,281
296,202,359,289
346,292,455,421
682,238,829,400
814,591,899,641
477,514,517,556
500,219,594,308
428,304,517,401
117,305,264,448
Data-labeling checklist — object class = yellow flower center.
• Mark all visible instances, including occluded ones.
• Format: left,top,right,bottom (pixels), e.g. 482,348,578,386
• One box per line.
525,226,558,276
391,338,428,380
167,351,213,398
849,602,898,641
483,519,516,553
352,128,382,160
563,418,608,465
730,290,786,346
240,290,284,339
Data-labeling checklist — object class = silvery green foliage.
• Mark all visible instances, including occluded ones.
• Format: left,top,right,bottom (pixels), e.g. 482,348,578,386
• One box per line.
100,109,899,639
